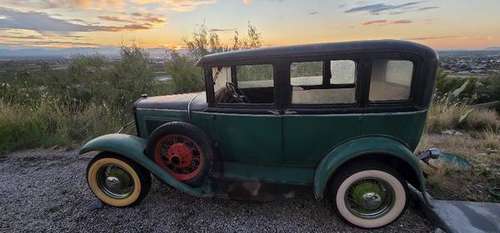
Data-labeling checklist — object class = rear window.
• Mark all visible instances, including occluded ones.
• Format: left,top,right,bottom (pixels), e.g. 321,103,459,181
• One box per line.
370,60,413,101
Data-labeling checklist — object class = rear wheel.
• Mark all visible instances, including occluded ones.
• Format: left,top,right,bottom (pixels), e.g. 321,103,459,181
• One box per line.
329,162,407,229
86,153,151,207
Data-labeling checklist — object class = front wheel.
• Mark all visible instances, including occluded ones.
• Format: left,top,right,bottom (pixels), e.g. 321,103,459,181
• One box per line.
329,162,408,229
86,153,151,207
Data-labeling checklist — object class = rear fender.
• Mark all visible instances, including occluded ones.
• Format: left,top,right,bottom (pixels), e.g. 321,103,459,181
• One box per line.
79,134,213,197
314,136,426,202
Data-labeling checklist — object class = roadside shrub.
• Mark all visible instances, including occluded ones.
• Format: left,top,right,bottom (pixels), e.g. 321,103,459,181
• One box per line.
0,46,164,154
0,98,124,154
427,102,468,133
0,102,47,153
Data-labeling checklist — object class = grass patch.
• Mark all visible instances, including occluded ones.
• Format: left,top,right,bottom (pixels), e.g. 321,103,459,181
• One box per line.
427,102,499,133
0,99,124,154
420,133,500,202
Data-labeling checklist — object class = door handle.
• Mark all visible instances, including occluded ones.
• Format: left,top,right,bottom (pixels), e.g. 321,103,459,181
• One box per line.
284,110,297,114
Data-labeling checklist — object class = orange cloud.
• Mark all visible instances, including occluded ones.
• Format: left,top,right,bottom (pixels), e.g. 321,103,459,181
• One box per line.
133,0,217,12
42,0,123,9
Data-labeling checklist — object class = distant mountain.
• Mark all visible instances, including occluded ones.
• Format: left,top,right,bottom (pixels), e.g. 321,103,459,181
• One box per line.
0,47,117,59
438,49,500,57
486,47,500,51
0,47,185,59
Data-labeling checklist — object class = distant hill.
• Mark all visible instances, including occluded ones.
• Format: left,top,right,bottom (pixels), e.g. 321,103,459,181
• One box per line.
0,47,187,60
0,45,498,60
438,49,500,57
0,47,119,59
486,47,500,51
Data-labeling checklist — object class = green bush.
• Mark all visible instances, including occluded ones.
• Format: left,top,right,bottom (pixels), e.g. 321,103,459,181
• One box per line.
165,52,204,93
435,69,500,106
0,24,269,153
477,75,500,103
0,46,162,153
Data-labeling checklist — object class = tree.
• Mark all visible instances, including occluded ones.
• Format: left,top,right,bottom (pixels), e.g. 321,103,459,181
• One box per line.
169,22,265,93
246,23,262,49
184,22,263,59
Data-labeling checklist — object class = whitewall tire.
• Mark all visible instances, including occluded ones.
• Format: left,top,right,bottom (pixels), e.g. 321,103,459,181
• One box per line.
330,164,407,229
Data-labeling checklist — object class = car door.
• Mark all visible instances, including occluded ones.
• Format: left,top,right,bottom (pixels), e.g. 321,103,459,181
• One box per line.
282,59,364,167
211,111,282,164
207,64,283,165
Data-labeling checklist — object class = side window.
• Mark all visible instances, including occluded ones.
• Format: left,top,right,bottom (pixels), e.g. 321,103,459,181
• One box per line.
237,64,274,89
290,61,323,86
330,60,356,84
290,60,356,105
370,60,413,101
213,64,274,104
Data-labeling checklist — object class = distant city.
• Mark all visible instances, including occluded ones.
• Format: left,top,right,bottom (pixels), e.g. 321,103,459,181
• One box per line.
440,49,500,78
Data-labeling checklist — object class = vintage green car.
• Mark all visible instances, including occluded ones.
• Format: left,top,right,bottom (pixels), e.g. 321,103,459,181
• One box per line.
81,40,439,228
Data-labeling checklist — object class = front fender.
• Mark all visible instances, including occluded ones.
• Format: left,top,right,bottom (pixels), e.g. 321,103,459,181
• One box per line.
80,134,213,197
314,136,425,200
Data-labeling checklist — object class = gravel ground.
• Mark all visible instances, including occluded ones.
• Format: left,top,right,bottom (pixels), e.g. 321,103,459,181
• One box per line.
0,149,434,233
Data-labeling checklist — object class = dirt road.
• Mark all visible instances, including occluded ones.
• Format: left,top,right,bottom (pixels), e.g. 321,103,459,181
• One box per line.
0,149,434,232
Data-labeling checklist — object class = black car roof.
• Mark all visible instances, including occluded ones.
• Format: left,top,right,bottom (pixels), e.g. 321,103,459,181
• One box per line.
197,40,437,66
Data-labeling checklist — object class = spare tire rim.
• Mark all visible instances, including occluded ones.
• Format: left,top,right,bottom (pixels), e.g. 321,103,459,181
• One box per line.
154,134,204,181
345,177,396,219
96,164,135,199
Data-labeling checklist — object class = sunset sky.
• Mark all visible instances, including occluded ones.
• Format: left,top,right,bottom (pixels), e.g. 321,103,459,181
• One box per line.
0,0,499,51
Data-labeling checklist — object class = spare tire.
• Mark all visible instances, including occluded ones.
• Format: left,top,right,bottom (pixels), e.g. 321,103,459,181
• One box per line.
146,121,214,186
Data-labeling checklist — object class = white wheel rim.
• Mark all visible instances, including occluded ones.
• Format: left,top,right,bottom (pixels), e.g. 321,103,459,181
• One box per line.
336,170,406,228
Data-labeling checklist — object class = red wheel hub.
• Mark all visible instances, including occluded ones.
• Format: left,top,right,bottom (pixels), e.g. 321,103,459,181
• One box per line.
167,143,193,168
153,134,203,181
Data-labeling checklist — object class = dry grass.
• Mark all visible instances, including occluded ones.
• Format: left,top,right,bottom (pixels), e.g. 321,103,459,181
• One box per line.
423,101,500,202
465,110,499,131
427,103,499,133
481,130,500,150
419,133,500,202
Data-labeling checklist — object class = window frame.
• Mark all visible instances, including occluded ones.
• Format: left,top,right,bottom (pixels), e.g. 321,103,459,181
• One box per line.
203,52,424,114
366,53,421,107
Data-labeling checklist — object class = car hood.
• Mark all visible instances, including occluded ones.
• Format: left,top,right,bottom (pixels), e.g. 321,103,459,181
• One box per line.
134,92,207,111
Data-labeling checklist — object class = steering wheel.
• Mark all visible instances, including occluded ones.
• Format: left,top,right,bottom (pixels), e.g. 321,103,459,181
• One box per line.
226,82,247,103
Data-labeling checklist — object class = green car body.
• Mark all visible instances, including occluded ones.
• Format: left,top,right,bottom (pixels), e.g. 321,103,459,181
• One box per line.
81,40,438,205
